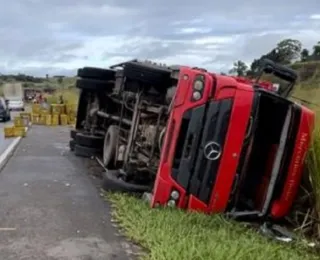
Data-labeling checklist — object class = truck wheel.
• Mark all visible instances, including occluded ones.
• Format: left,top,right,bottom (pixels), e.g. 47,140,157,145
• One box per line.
123,61,171,87
102,170,152,193
69,139,76,151
77,67,115,81
103,125,119,168
76,78,115,91
74,144,101,158
75,132,104,149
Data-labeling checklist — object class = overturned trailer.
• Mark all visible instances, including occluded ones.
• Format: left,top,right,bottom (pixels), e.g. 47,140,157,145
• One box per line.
71,60,179,189
70,59,314,221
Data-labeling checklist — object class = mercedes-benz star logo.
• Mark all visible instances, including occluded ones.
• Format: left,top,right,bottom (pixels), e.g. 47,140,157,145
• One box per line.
203,141,221,161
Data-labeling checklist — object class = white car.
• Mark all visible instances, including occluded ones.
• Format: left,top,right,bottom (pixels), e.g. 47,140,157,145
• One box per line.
7,98,25,111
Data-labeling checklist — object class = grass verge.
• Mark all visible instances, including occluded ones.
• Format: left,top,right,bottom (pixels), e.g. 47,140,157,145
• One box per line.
107,193,318,260
306,125,320,236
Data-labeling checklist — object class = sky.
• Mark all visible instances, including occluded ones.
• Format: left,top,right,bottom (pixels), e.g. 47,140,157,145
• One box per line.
0,0,319,77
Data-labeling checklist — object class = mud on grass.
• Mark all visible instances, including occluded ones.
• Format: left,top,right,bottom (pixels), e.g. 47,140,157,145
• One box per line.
106,193,318,260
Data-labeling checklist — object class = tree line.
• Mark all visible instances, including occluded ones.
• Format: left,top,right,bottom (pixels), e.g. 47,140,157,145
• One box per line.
0,73,45,83
229,39,320,77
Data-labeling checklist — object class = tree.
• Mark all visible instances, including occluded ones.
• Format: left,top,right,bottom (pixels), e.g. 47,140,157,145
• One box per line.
275,39,302,64
229,60,248,76
312,41,320,59
57,76,63,84
301,48,310,62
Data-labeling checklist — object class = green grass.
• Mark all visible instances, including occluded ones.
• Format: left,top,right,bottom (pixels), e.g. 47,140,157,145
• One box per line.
107,193,318,260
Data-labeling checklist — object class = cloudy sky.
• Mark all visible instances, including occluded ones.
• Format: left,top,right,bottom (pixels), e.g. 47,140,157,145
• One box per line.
0,0,319,76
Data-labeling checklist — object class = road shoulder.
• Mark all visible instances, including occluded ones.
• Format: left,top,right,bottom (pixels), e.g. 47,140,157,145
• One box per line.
0,125,136,260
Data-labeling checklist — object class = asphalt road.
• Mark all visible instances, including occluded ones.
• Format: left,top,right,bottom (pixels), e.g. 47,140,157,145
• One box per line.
0,125,136,260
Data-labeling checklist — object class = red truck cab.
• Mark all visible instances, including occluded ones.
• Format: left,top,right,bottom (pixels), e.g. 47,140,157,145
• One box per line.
151,61,314,220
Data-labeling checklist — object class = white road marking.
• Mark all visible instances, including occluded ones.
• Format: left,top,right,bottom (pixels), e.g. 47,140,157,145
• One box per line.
0,125,30,169
0,137,21,167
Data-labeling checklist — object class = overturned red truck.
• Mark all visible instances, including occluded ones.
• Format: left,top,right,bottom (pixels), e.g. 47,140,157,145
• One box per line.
70,59,314,220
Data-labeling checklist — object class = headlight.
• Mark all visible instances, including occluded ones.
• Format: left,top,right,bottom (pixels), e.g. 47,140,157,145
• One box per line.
193,80,204,91
170,190,179,200
191,75,205,102
192,91,202,101
167,200,176,207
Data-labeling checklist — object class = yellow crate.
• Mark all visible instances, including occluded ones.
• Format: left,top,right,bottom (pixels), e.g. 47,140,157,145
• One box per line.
60,104,66,114
52,114,59,126
45,114,52,126
32,104,41,114
32,114,40,124
13,126,26,137
68,115,76,125
21,117,30,127
40,109,50,116
39,114,46,125
20,112,31,120
14,117,24,127
51,104,65,115
60,114,68,126
66,104,77,115
4,126,15,138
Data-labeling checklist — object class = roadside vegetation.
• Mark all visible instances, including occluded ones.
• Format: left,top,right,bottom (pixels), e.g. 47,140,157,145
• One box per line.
107,192,318,260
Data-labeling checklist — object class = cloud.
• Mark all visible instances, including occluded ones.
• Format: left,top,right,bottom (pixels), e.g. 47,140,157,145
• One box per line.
0,0,319,76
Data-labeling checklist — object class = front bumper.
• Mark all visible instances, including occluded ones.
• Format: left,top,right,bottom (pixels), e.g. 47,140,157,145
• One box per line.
9,106,24,111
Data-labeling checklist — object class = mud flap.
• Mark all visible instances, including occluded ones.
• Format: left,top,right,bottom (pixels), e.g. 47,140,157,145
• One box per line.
102,170,152,193
74,144,101,158
75,133,104,148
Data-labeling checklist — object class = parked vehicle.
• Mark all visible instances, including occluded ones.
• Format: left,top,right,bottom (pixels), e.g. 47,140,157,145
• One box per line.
70,59,314,220
7,98,25,111
0,97,11,122
3,82,25,111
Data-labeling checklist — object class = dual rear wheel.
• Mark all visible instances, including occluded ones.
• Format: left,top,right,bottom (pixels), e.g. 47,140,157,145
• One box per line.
69,126,152,193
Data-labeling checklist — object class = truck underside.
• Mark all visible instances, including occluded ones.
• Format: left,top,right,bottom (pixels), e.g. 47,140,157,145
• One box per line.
72,61,179,191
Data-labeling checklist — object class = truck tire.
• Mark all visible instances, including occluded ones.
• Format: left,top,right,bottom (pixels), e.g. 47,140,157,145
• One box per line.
77,67,115,81
76,78,115,91
102,170,152,193
74,144,101,158
75,133,104,149
3,114,9,122
123,61,171,87
103,125,119,168
69,139,76,151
